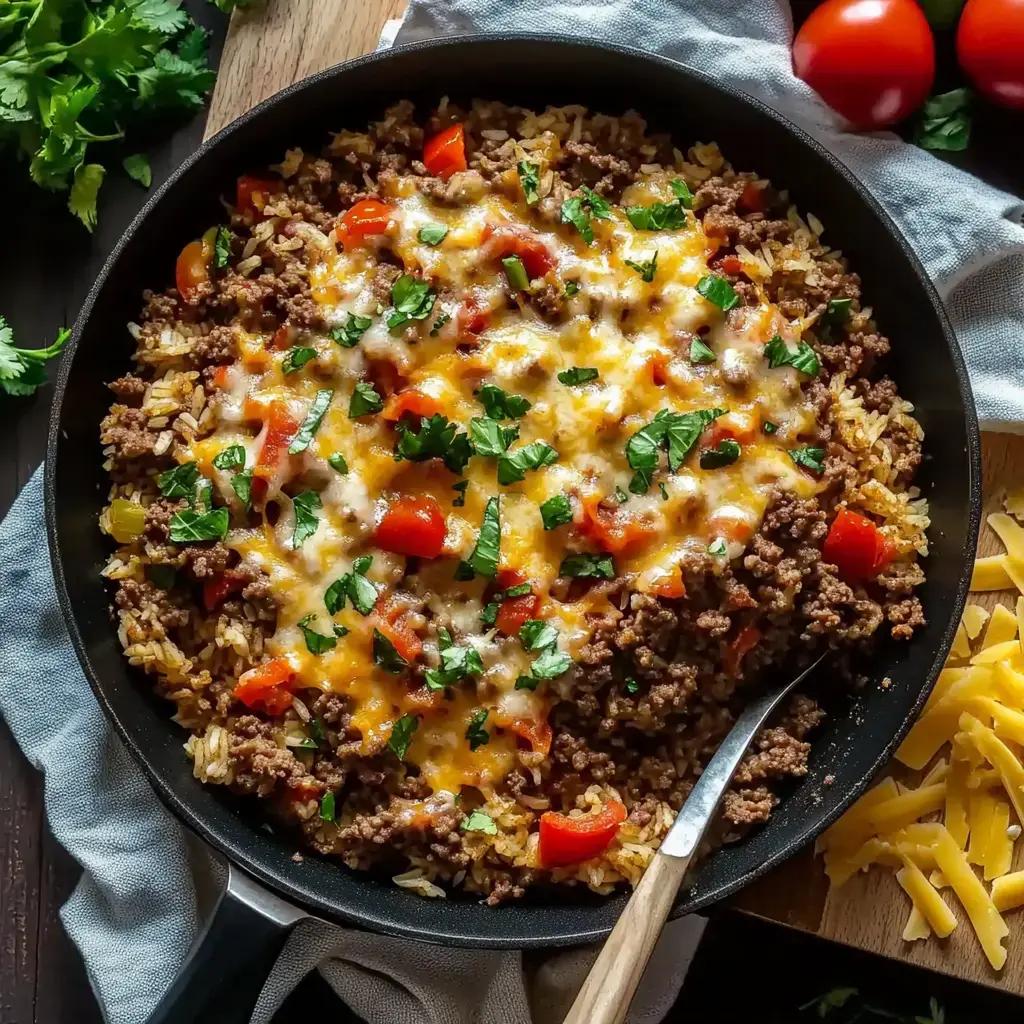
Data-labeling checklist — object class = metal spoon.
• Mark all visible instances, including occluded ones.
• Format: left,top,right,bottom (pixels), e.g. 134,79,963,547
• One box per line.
563,653,827,1024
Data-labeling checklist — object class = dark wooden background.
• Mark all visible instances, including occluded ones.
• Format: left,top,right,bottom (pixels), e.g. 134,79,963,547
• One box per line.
0,2,1021,1021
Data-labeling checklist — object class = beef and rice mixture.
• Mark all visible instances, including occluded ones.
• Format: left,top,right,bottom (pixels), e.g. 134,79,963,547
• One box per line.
99,100,928,902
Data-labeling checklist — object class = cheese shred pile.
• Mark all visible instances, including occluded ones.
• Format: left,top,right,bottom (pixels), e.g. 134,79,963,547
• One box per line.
818,498,1024,970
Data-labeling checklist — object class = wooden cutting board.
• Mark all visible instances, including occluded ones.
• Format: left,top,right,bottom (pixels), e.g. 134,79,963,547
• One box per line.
206,0,1024,993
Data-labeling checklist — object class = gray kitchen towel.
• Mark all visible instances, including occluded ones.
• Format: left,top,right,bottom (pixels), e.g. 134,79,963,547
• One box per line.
5,0,1024,1022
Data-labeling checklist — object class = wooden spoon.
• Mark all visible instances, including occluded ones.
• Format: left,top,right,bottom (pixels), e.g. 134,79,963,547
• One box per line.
563,654,827,1024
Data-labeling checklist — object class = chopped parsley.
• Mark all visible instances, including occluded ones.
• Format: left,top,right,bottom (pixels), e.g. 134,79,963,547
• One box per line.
430,312,451,336
689,337,716,364
560,195,595,244
763,421,778,435
564,281,580,298
626,407,726,492
480,582,532,628
461,810,498,834
282,345,317,375
763,335,820,376
671,179,694,208
418,223,448,246
540,495,573,531
213,227,231,269
624,251,658,282
291,491,322,547
625,199,687,231
158,461,199,499
557,367,599,387
324,558,377,616
387,275,436,330
515,647,572,690
330,313,372,348
231,470,253,509
168,507,228,543
213,445,245,471
581,185,611,219
700,439,741,470
373,628,408,674
452,480,469,507
497,441,558,485
0,318,70,397
319,792,336,822
696,274,740,311
789,446,826,474
519,619,559,652
465,496,501,578
328,453,349,473
477,382,531,420
396,414,473,473
502,255,529,291
470,416,519,457
517,160,540,204
624,677,639,694
816,298,853,341
288,390,333,453
914,88,971,152
387,713,419,760
559,553,615,579
348,381,384,418
298,613,339,655
425,641,484,691
615,486,629,504
465,708,490,750
707,538,728,556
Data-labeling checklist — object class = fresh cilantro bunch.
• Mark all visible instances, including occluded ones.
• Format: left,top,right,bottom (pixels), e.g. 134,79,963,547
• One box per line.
0,316,69,396
0,0,219,231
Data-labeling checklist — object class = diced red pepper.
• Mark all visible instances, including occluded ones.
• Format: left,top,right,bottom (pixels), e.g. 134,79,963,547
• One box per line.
580,495,658,555
647,352,671,386
235,657,295,716
539,801,627,868
507,716,553,757
382,388,445,422
203,573,245,611
423,123,467,180
375,496,447,559
823,507,893,581
236,176,279,216
175,238,211,303
377,594,424,664
271,325,293,350
211,365,231,390
720,255,744,276
723,624,762,678
493,568,540,635
482,225,555,280
456,297,492,341
738,181,766,213
337,199,392,249
247,400,299,505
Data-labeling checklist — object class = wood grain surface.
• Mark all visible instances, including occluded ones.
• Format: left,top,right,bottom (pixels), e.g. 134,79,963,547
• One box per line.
202,0,1024,996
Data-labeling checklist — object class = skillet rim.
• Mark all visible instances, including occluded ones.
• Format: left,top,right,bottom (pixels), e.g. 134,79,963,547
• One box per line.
45,32,982,947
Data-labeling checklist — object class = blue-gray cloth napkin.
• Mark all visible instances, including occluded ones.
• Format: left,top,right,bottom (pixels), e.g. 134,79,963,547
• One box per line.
5,0,1024,1021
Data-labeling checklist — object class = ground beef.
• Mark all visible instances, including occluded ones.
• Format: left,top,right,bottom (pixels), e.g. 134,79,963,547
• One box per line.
559,141,636,196
114,578,190,631
228,716,310,797
108,375,148,405
371,261,402,305
100,406,160,462
189,325,235,369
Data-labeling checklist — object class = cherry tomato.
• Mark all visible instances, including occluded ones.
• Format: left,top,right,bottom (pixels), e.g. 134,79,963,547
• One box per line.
235,657,295,715
792,0,935,129
175,238,211,303
236,176,279,216
482,225,556,280
823,507,893,580
580,495,658,555
539,801,627,868
423,123,468,180
375,496,447,558
723,624,762,678
382,388,445,422
493,568,541,635
957,0,1024,108
338,199,392,249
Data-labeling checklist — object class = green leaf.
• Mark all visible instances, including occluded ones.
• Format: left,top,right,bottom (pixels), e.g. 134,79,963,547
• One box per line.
387,275,435,330
788,446,825,474
168,507,228,543
282,346,317,375
914,88,971,152
817,298,853,341
476,382,531,420
557,367,599,387
424,641,484,691
497,441,558,485
502,255,529,291
625,407,725,491
580,185,611,220
349,381,383,418
330,313,372,349
470,416,516,457
373,628,409,674
135,47,216,112
763,335,819,376
519,619,558,652
615,486,629,504
560,196,593,245
131,0,191,34
213,445,245,471
452,480,468,507
467,496,500,578
319,791,336,822
665,408,725,471
540,495,573,531
529,647,572,679
328,452,348,473
696,274,740,311
461,810,497,834
68,163,105,232
291,490,322,547
624,251,658,282
158,461,199,498
396,413,473,473
387,712,419,760
288,389,332,452
918,0,965,25
213,226,231,269
418,223,448,245
559,553,614,579
298,613,338,655
625,199,687,231
699,438,741,470
707,538,727,557
324,577,347,615
689,337,715,364
0,318,69,396
670,179,694,208
347,571,378,616
465,708,490,750
564,281,580,298
517,160,540,204
122,153,152,188
231,470,252,509
430,312,451,336
763,421,778,435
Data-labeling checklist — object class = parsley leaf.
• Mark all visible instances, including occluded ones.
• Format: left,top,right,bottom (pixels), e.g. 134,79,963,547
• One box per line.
689,337,716,364
328,453,348,473
465,708,490,750
517,160,540,204
168,507,228,543
580,186,611,220
319,792,336,822
424,641,484,691
452,480,468,506
291,491,322,547
298,613,338,655
763,421,778,435
158,461,199,498
418,223,448,245
540,495,573,530
288,390,332,453
625,407,725,491
763,335,820,376
69,164,105,232
373,628,409,674
470,417,518,457
213,226,231,269
349,381,383,418
625,201,687,231
466,496,501,578
914,88,971,152
624,677,640,694
282,346,317,375
696,274,740,311
816,298,853,341
330,313,372,348
519,619,558,652
529,647,572,679
387,712,419,759
123,153,152,188
0,318,70,397
700,439,741,469
559,553,615,579
430,312,451,336
481,582,532,628
497,441,558,485
624,251,658,282
671,179,694,208
560,196,594,244
789,446,825,474
665,409,726,472
387,275,436,330
564,281,580,298
707,538,727,556
557,367,599,386
231,470,253,508
324,558,377,616
213,445,245,471
462,810,497,834
396,413,473,473
477,382,531,420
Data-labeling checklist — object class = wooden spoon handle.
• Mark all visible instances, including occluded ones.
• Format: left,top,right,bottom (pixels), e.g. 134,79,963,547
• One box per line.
563,851,692,1024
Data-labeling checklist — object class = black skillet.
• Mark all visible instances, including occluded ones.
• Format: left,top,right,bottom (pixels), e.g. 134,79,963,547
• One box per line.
45,35,981,1024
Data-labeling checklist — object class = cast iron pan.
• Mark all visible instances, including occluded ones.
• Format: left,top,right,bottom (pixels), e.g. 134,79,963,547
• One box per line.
45,35,980,1024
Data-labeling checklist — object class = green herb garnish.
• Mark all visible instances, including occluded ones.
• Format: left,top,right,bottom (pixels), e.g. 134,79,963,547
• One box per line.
470,417,519,457
320,792,336,822
696,274,740,311
425,642,484,691
298,613,339,655
123,154,152,189
624,251,658,283
213,445,245,471
497,441,558,485
452,480,469,507
560,195,594,244
559,553,615,579
707,538,727,556
689,338,716,364
418,223,448,245
557,367,599,386
763,421,778,435
0,318,70,397
288,390,333,453
466,496,500,578
788,446,825,474
387,713,419,759
671,179,694,208
517,160,540,204
540,495,573,531
213,226,231,269
461,810,498,834
158,461,199,499
465,708,490,750
282,346,317,375
349,381,384,418
519,619,559,652
564,281,580,298
700,439,741,470
387,275,436,330
477,382,531,420
324,558,377,617
396,414,473,473
291,491,322,547
626,407,726,493
373,628,409,674
763,335,820,376
914,88,971,152
328,453,348,473
168,507,228,543
330,313,372,349
430,312,451,336
625,200,687,231
231,470,253,509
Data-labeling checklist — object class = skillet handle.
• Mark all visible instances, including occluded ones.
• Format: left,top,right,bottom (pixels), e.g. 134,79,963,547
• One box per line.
147,861,306,1024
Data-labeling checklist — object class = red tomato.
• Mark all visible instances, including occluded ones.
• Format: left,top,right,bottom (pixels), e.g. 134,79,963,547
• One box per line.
580,495,658,555
957,0,1024,108
493,569,541,635
482,226,556,280
723,624,762,678
338,199,392,249
538,801,627,868
738,181,766,213
456,298,492,341
211,365,231,390
423,123,468,180
382,388,445,422
377,595,424,664
823,507,893,581
649,567,686,600
175,239,211,303
647,352,671,386
719,255,744,276
247,400,299,505
507,717,553,757
235,657,295,716
203,573,245,611
376,496,447,559
791,0,935,129
236,176,279,216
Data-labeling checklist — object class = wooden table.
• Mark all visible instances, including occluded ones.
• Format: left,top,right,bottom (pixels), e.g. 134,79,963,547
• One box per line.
2,0,1023,1019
